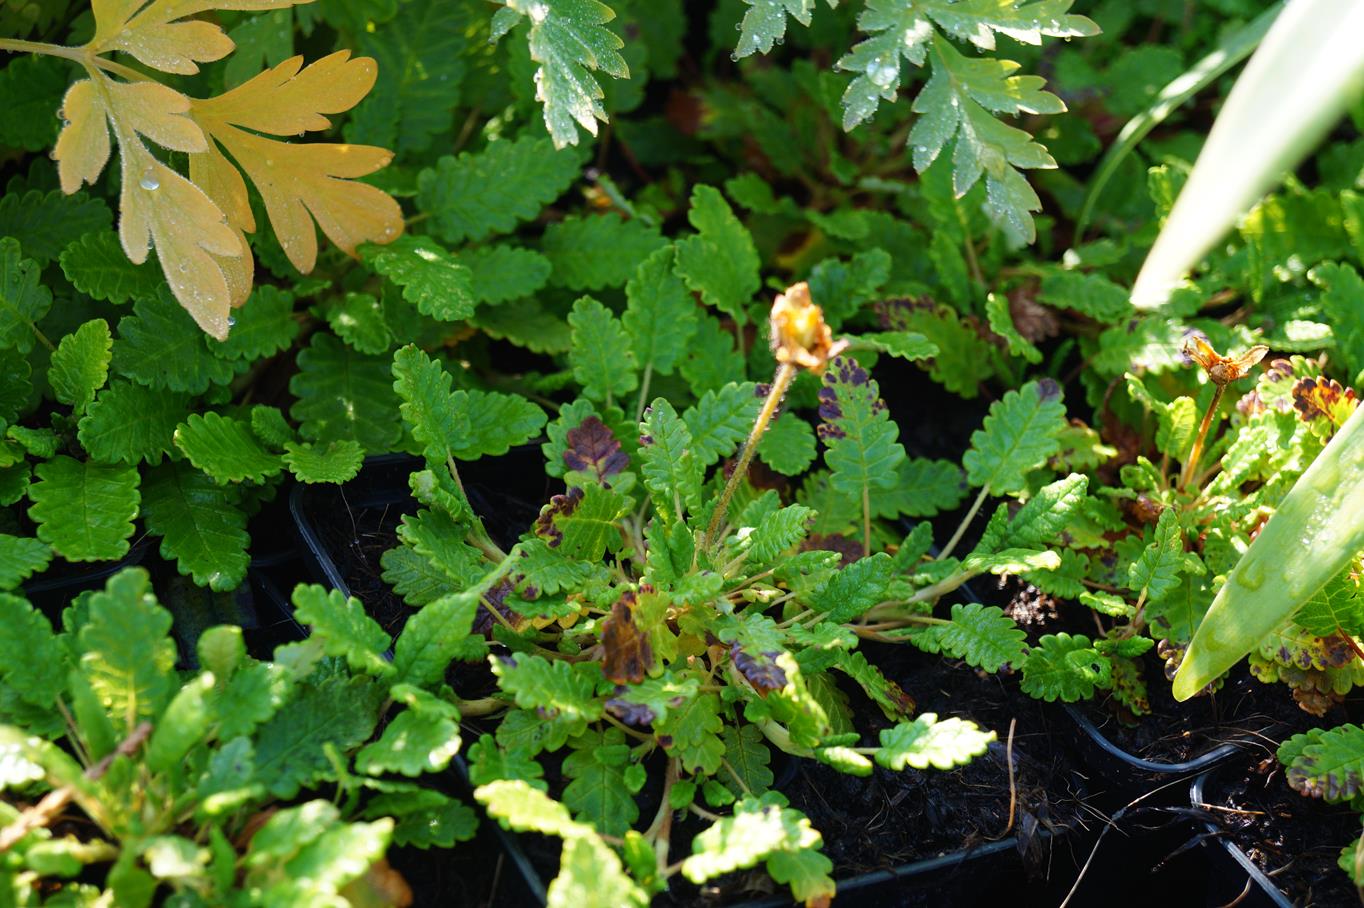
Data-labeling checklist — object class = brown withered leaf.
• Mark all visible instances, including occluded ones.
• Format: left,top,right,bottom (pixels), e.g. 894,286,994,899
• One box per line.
601,592,651,682
601,591,653,685
339,858,414,908
1292,376,1359,428
1008,286,1060,343
563,416,629,485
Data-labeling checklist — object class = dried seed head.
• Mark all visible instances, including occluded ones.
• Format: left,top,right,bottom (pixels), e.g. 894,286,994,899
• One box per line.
769,282,847,373
1182,334,1269,386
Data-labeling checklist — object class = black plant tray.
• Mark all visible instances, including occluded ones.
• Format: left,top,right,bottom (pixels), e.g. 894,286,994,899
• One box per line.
1189,769,1294,908
1063,703,1247,789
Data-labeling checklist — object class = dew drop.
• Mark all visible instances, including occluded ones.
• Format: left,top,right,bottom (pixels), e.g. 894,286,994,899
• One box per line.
139,170,160,191
227,316,237,327
177,263,187,273
382,226,395,238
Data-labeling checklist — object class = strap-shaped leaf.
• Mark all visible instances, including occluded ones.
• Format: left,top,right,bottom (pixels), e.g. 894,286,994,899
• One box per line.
28,456,140,562
674,185,761,323
174,412,284,484
292,585,393,677
962,378,1067,493
141,460,249,591
416,135,580,244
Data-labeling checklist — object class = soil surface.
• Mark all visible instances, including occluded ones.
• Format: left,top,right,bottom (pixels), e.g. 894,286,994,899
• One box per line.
1196,755,1361,907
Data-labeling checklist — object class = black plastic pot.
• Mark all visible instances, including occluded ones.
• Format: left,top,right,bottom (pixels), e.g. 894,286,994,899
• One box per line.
1189,770,1294,908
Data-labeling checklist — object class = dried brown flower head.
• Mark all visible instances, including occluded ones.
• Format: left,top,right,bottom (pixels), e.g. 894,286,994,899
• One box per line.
769,282,847,373
1182,334,1269,386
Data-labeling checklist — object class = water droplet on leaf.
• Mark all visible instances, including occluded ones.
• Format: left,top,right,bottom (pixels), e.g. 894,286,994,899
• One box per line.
139,170,159,191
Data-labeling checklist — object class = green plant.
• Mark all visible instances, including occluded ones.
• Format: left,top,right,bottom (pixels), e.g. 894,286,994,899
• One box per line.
0,569,484,905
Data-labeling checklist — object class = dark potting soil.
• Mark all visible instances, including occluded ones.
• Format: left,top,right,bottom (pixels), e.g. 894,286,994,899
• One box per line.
1198,755,1361,907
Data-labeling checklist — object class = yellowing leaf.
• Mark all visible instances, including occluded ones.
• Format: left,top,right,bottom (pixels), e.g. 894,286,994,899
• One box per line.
190,52,404,274
46,6,399,341
88,0,307,75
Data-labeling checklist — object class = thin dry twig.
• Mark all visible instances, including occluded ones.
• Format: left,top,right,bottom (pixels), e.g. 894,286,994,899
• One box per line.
0,721,153,853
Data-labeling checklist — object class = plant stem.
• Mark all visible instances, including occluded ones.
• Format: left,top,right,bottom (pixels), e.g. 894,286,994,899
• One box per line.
457,696,507,717
0,38,149,82
634,361,654,423
862,486,872,558
1180,383,1225,491
701,362,796,553
938,484,990,561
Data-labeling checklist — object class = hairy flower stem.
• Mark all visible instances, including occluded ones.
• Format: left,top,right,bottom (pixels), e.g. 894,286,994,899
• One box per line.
702,362,796,553
1180,383,1225,492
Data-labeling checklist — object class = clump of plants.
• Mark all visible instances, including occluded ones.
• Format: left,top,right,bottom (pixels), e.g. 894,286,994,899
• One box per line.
0,569,483,905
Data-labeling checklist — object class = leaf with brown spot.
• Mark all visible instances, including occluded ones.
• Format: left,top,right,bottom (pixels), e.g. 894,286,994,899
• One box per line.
602,591,653,685
730,643,787,696
563,415,629,485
